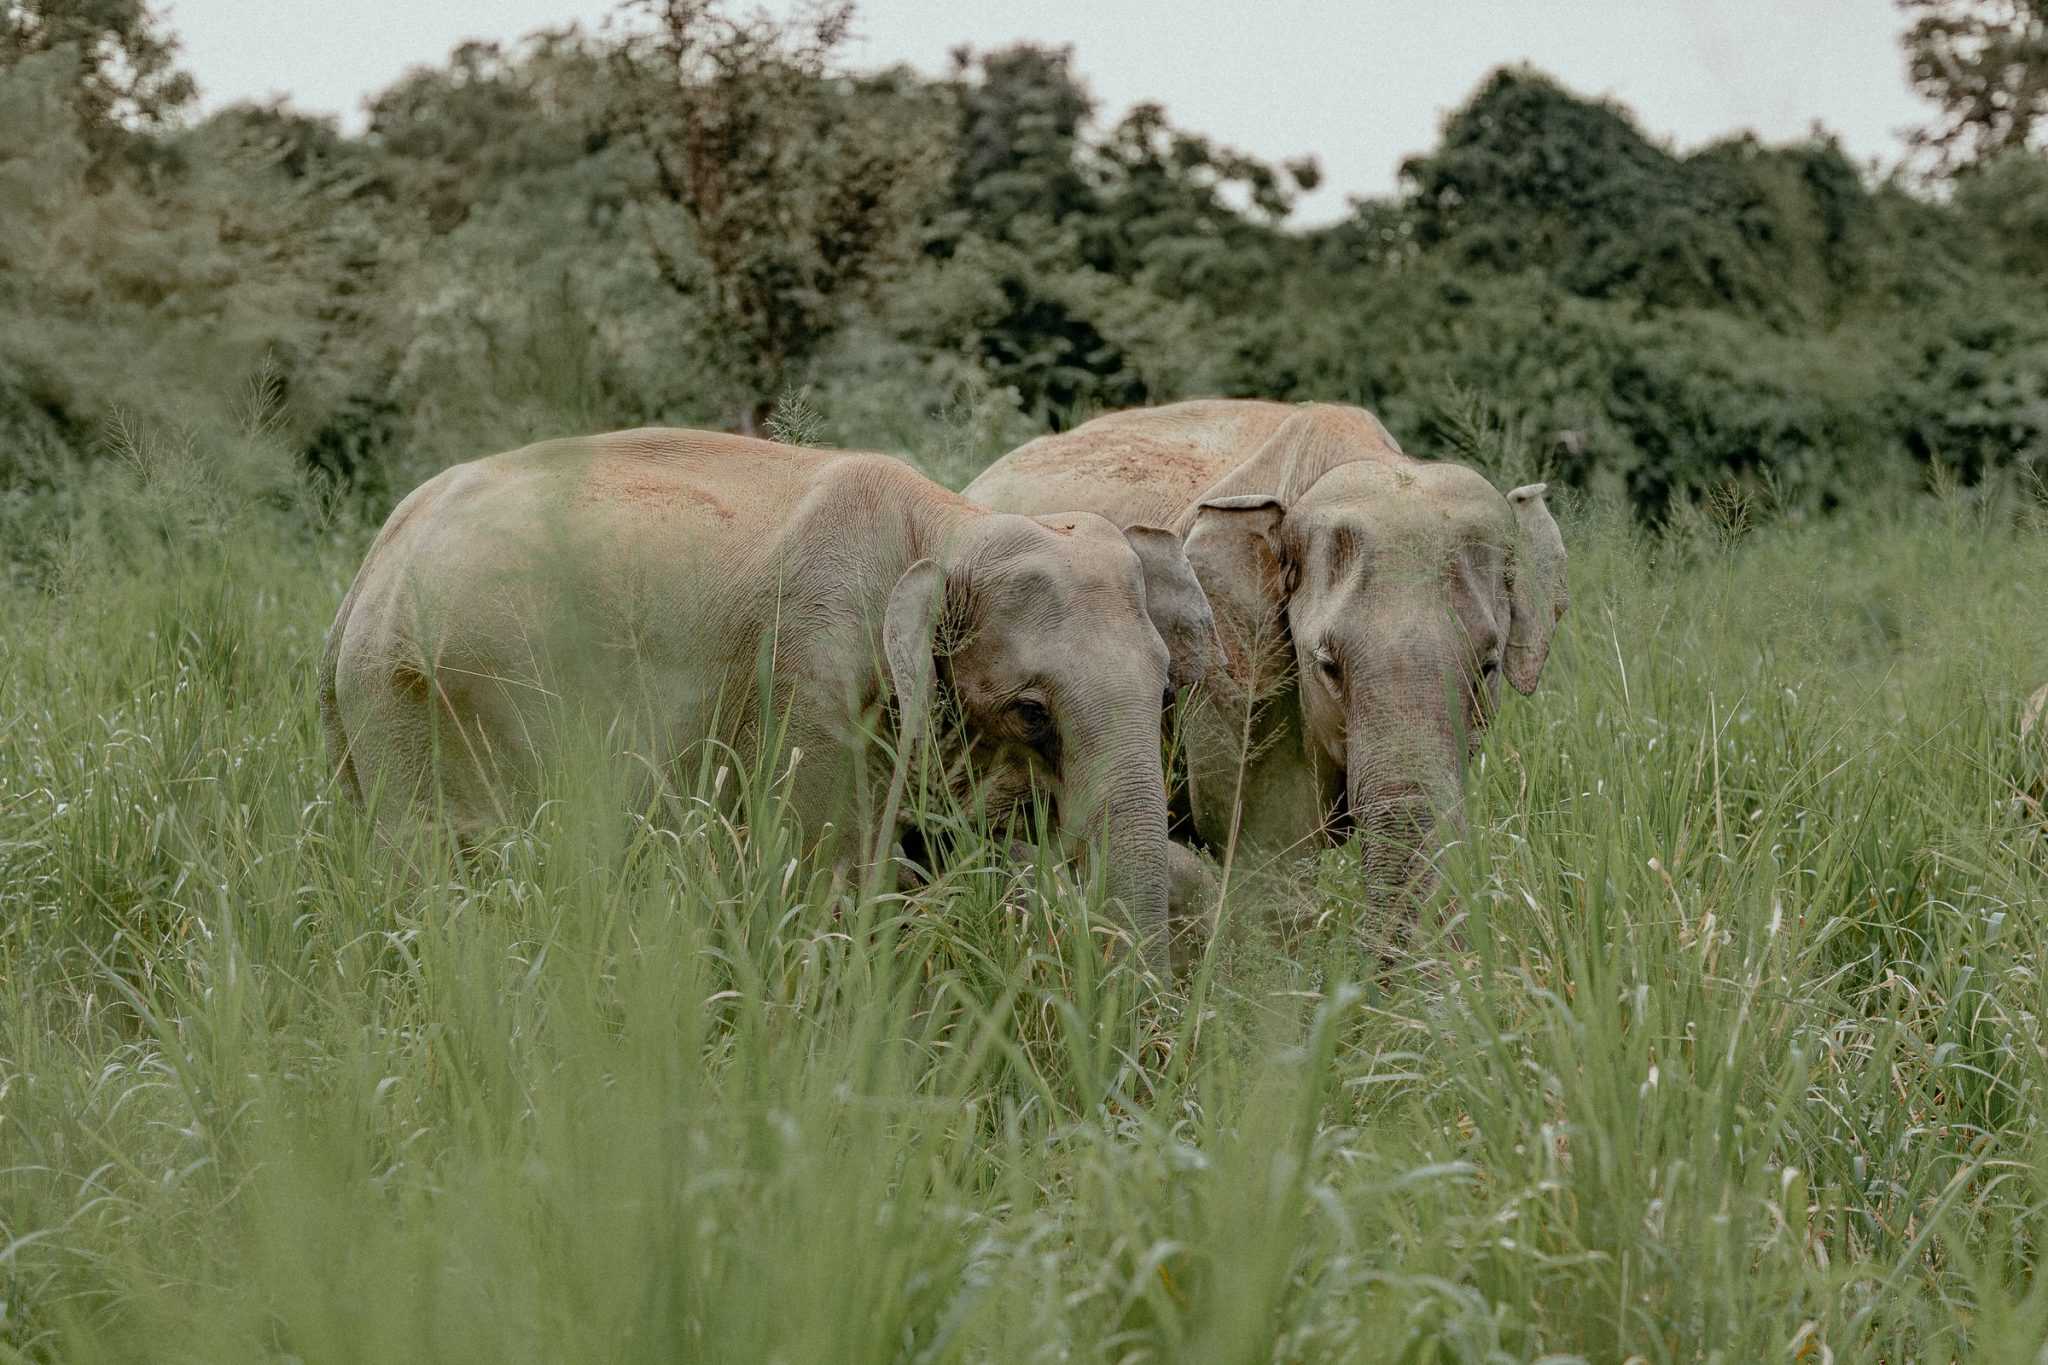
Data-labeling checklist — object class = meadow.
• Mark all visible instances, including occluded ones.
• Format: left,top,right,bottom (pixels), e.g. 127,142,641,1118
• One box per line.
0,407,2045,1364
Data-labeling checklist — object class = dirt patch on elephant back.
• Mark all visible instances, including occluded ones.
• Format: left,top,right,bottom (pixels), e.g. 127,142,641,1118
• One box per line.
1009,432,1202,471
686,486,733,520
589,468,733,521
594,473,668,513
1064,439,1219,486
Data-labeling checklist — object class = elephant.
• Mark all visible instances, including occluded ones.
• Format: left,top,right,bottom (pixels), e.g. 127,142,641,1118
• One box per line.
2023,684,2048,821
964,399,1568,922
320,427,1217,964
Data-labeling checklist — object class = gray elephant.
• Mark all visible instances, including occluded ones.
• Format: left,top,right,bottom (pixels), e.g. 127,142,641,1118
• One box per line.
321,427,1216,962
2023,684,2048,821
965,399,1568,916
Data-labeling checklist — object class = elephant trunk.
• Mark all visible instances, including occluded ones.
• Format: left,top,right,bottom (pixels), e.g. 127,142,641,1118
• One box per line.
1060,707,1173,969
1345,640,1467,912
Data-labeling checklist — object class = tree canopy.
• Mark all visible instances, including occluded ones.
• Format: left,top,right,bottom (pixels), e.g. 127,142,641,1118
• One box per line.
1900,0,2048,171
1,0,2044,519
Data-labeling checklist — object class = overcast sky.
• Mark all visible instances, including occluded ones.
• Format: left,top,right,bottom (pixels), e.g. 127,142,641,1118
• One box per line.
168,0,1928,224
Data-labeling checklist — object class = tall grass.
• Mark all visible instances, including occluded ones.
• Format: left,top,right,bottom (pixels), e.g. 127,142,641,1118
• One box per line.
2,416,2046,1362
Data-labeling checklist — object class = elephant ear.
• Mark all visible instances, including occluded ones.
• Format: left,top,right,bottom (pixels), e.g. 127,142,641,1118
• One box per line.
1182,495,1295,695
1123,525,1219,692
882,559,946,755
1504,483,1568,695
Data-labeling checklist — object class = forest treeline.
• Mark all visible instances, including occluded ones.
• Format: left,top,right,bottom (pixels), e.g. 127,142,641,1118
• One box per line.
3,0,2046,524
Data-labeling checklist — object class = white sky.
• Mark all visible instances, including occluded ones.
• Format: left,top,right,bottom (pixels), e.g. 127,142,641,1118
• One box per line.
168,0,1928,225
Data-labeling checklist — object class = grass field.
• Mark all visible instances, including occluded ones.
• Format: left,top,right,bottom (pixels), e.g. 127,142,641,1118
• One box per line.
3,427,2048,1363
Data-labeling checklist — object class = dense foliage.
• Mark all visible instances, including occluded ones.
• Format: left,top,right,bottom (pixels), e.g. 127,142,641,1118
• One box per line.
6,0,2045,527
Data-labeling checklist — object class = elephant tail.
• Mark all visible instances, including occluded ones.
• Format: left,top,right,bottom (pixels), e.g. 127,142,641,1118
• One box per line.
319,557,372,808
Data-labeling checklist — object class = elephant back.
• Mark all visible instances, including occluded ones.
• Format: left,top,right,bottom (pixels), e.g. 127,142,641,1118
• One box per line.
966,399,1301,527
1170,404,1411,535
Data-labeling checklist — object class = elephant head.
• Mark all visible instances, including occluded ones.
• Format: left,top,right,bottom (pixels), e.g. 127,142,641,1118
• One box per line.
1177,407,1568,901
881,511,1216,961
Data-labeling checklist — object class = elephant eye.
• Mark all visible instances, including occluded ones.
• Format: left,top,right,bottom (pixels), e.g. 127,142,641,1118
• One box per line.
1313,645,1341,686
1012,696,1053,738
1481,656,1501,681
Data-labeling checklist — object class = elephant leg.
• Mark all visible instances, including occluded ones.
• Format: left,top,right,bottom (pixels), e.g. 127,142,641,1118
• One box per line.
774,697,926,901
1184,689,1337,871
349,649,535,851
1166,841,1220,963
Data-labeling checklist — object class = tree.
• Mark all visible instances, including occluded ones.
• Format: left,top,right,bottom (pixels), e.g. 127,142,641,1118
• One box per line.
608,0,945,431
905,43,1311,426
1952,143,2048,273
942,42,1097,234
1899,0,2048,172
1396,67,1875,325
366,31,617,236
1083,100,1317,295
1,0,194,171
